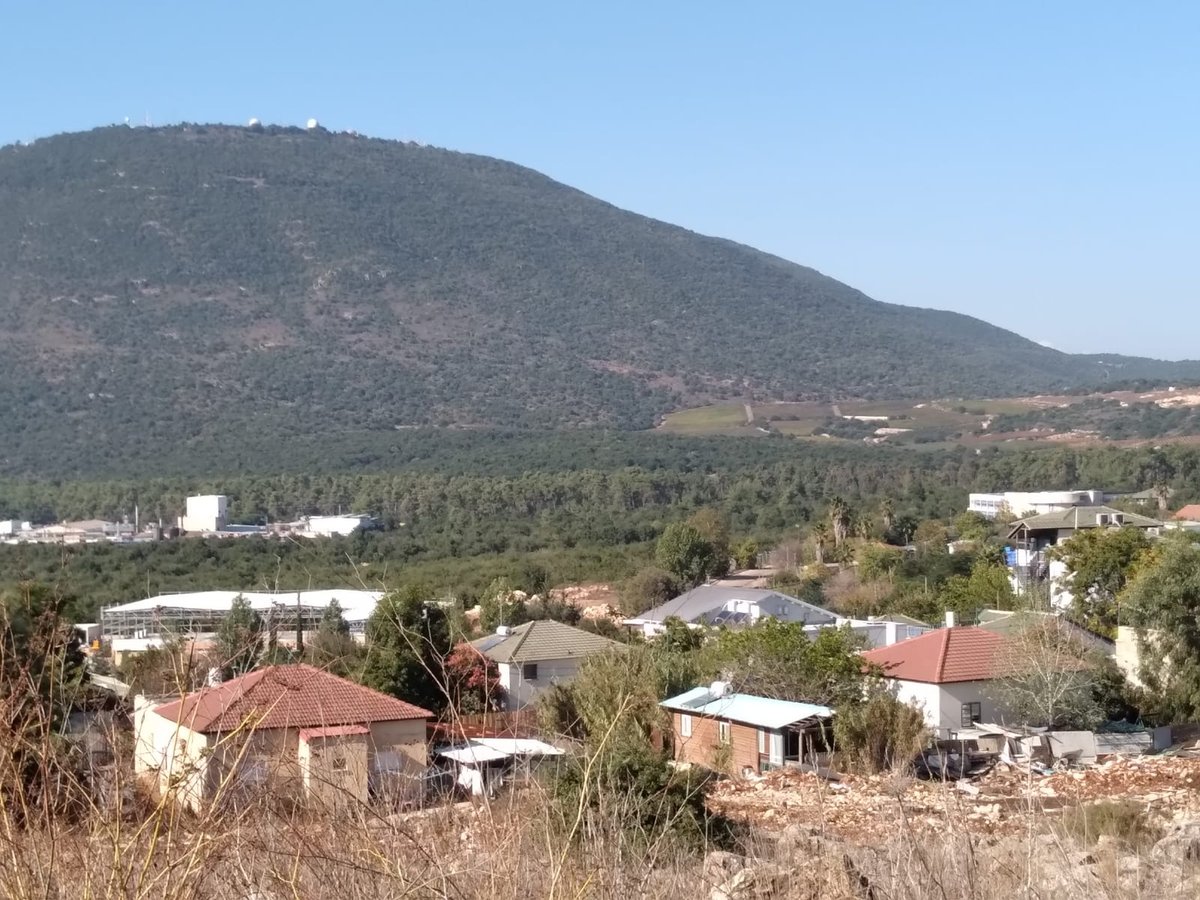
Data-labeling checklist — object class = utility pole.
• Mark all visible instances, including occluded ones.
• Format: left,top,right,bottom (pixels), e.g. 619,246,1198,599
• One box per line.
295,590,305,655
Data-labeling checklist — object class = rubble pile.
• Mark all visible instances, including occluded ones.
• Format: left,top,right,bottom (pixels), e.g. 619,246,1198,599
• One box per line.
708,756,1200,843
988,755,1200,805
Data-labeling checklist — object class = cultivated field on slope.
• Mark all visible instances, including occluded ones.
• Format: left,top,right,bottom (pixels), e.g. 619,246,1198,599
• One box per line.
657,387,1200,448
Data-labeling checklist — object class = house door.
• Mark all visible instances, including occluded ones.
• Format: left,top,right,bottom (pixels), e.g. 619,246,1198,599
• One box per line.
769,733,784,766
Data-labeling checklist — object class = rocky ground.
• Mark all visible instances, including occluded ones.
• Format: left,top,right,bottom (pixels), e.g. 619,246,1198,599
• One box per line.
708,755,1200,842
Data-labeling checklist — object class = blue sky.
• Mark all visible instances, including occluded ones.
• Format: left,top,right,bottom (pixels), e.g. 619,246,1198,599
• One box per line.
3,2,1196,358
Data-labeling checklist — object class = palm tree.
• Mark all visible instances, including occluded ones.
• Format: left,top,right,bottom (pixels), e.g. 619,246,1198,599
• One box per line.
880,498,895,533
811,522,830,565
854,514,875,541
828,496,851,548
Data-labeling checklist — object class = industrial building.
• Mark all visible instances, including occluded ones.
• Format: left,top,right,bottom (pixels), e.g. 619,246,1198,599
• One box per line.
301,513,377,537
178,495,228,534
101,589,385,659
969,488,1161,520
968,490,1111,520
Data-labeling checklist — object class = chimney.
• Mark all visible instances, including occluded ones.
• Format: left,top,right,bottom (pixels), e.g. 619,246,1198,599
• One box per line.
945,611,957,628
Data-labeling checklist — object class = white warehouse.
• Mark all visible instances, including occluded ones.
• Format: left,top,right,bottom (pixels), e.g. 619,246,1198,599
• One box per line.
100,588,385,659
968,490,1109,520
302,514,377,537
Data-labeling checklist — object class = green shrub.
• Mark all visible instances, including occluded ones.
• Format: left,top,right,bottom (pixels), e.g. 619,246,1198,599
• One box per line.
834,690,928,774
1060,801,1162,851
549,746,739,853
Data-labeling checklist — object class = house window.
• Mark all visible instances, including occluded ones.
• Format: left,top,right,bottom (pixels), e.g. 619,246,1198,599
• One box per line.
961,702,982,727
758,729,766,755
680,714,693,737
522,663,538,681
718,720,731,745
332,756,347,772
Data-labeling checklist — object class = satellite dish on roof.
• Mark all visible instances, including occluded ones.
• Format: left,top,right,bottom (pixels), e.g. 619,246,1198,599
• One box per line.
306,118,320,130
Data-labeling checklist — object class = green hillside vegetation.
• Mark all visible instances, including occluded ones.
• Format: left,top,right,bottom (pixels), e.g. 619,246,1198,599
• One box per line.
3,124,1200,477
3,442,1196,619
987,399,1200,441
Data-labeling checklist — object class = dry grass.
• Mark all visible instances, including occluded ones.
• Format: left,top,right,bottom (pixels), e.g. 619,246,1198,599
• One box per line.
3,785,1200,899
2,602,1199,899
1059,799,1164,851
3,727,1200,900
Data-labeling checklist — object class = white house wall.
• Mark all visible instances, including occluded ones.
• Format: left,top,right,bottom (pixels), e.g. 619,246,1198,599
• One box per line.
892,680,942,733
1047,559,1073,611
500,657,586,710
133,701,212,811
892,679,1019,739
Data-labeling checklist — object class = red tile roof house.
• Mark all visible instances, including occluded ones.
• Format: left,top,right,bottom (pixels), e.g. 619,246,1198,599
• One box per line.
133,664,432,811
862,626,1020,739
1174,504,1200,522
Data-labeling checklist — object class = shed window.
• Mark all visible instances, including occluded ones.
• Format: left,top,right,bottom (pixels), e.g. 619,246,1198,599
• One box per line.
680,714,693,737
522,663,539,681
961,702,982,727
718,720,731,745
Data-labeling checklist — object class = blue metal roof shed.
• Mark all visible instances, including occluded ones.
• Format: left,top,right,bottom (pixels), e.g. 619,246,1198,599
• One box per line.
660,686,833,730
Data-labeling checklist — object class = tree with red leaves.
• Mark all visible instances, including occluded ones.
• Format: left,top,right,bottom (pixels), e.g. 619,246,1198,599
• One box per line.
444,642,506,714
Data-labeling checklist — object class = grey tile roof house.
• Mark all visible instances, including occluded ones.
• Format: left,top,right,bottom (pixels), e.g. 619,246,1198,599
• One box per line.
1005,506,1162,539
471,620,620,664
470,620,622,710
624,585,837,636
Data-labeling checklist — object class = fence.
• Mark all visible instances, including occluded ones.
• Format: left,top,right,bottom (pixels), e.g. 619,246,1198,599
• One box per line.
429,710,539,742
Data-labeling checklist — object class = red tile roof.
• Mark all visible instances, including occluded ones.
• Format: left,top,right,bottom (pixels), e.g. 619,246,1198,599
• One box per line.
1174,504,1200,521
862,627,1005,684
151,664,432,734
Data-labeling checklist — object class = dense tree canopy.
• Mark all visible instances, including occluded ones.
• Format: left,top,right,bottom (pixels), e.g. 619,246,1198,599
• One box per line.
1124,533,1200,722
655,523,721,588
215,594,263,679
361,585,452,713
1051,527,1154,634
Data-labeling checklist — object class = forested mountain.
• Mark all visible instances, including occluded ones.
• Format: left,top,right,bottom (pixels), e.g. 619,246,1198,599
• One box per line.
1,124,1196,476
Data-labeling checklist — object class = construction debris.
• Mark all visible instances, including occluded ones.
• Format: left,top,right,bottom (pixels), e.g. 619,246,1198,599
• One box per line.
708,756,1200,843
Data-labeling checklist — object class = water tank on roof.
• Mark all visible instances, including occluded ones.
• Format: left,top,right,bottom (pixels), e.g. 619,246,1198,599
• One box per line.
709,680,730,698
